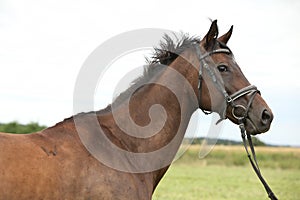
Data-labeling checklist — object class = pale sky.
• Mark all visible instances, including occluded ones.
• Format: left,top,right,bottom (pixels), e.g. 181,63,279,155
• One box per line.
0,0,300,146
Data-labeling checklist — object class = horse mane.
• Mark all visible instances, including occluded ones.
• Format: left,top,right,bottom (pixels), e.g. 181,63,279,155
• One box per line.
54,33,200,126
102,33,200,111
151,33,200,65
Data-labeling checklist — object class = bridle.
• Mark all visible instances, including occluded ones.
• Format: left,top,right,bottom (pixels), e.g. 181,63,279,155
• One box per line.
194,43,278,200
194,43,259,124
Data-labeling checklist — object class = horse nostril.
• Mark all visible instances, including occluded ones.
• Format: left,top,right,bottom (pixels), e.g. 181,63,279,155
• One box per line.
261,109,273,125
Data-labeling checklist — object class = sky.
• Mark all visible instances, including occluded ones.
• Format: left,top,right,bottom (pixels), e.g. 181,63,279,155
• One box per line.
0,0,300,146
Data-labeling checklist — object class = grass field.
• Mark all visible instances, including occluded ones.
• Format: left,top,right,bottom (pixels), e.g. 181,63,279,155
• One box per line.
153,145,300,200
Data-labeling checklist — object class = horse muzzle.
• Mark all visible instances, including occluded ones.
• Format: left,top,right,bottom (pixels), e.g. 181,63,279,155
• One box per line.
246,107,274,135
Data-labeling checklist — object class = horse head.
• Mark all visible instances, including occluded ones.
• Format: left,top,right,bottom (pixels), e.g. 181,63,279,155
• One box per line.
196,20,273,135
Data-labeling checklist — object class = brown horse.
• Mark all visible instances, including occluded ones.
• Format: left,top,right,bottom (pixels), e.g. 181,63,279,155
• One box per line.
0,20,273,199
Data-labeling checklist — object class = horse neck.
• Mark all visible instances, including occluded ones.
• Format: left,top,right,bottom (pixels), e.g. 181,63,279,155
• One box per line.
102,50,199,150
99,50,199,186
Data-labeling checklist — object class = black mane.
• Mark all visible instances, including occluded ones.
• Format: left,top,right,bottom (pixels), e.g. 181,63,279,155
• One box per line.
67,33,200,119
104,33,200,110
150,34,200,65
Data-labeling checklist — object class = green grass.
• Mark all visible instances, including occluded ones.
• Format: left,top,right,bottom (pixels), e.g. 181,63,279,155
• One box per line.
153,145,300,200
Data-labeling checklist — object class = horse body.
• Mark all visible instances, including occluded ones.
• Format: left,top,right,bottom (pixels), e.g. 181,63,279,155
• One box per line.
0,120,156,200
0,66,195,199
0,20,274,199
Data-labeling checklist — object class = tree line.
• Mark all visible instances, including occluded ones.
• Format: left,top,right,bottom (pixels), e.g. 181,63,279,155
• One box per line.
0,121,46,134
0,121,266,146
184,137,267,146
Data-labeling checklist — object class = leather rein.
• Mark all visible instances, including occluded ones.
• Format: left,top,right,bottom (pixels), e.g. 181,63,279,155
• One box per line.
194,43,278,200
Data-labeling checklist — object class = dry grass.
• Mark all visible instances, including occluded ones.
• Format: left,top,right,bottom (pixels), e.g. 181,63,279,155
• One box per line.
175,144,300,170
186,144,300,153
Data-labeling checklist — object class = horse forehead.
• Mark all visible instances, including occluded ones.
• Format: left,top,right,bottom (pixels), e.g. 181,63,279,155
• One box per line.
210,52,234,64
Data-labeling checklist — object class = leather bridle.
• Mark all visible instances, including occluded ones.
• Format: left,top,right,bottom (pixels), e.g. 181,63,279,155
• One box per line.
194,43,259,124
194,43,278,200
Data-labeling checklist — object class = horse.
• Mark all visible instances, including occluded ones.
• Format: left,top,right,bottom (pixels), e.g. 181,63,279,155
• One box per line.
0,20,273,199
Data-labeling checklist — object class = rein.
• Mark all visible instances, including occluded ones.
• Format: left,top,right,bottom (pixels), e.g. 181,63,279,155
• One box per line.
240,124,278,200
194,43,278,200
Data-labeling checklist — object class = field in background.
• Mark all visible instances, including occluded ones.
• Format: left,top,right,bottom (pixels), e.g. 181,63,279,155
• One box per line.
153,145,300,200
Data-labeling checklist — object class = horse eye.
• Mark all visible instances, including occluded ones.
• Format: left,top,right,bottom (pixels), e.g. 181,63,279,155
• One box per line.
217,65,228,72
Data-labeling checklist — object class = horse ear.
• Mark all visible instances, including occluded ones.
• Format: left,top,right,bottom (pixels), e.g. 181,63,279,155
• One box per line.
218,25,233,44
201,20,219,49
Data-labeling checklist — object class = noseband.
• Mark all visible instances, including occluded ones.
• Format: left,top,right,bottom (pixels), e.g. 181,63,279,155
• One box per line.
194,44,278,200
